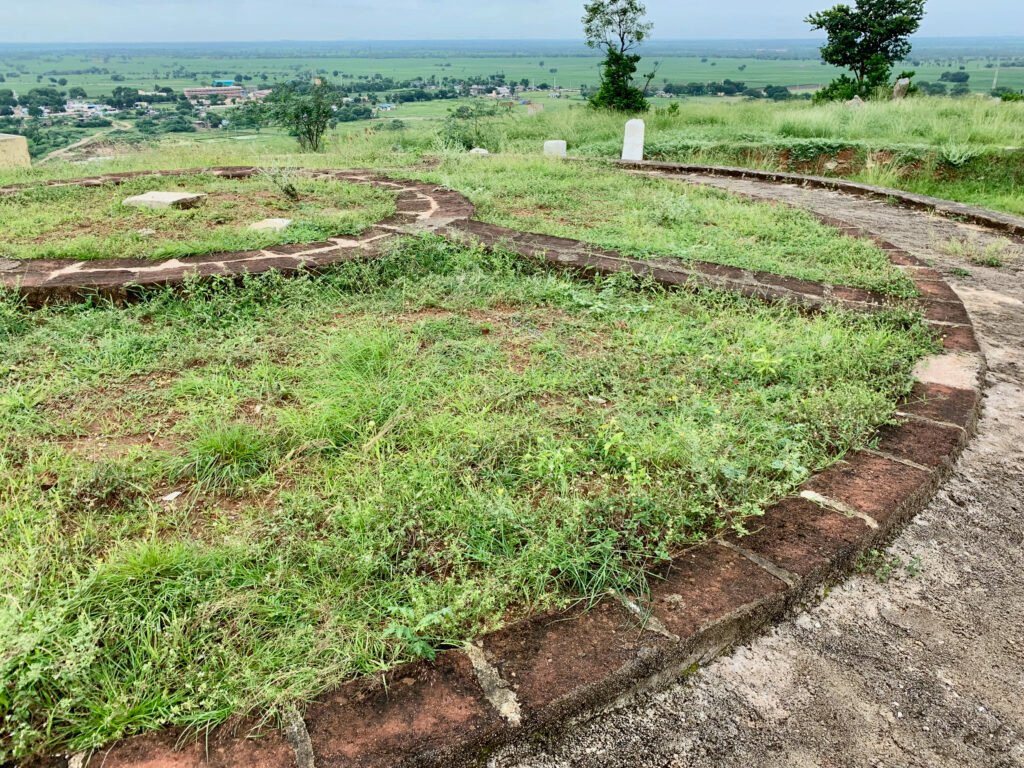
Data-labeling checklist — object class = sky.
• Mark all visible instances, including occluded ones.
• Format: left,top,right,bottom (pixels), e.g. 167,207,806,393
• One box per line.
0,0,1018,43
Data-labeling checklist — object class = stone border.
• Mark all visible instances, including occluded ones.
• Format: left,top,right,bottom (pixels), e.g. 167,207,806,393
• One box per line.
0,167,474,305
21,168,983,768
615,159,1024,240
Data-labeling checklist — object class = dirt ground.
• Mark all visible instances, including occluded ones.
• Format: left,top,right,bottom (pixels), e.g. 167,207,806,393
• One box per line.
491,177,1024,768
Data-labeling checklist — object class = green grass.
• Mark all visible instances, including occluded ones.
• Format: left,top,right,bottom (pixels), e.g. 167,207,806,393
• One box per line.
417,154,917,296
0,172,395,261
0,236,935,760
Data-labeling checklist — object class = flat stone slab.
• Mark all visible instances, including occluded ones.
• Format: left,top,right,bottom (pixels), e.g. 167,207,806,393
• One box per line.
123,191,207,210
249,218,292,232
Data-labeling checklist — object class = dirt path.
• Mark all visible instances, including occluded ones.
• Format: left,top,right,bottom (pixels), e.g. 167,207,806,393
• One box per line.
492,176,1024,768
40,120,131,163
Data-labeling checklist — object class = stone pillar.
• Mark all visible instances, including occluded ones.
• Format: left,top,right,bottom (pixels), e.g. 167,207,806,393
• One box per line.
621,119,645,162
0,134,31,169
543,140,567,158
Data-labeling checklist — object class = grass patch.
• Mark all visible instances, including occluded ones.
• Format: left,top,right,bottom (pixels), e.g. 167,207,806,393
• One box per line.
0,236,935,760
419,155,917,297
0,172,395,261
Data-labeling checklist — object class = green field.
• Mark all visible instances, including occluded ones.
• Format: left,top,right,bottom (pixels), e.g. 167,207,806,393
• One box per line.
3,47,1023,98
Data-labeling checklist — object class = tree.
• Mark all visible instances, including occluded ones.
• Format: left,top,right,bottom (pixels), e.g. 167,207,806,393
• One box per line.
106,86,140,110
807,0,926,100
264,79,346,152
67,86,88,100
582,0,653,112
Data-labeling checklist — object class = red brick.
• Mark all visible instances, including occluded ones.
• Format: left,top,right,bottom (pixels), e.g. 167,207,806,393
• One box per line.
938,324,981,352
803,451,935,528
649,543,789,636
898,382,980,430
480,600,661,718
913,279,960,302
304,651,501,768
874,417,966,468
96,722,294,768
921,299,971,325
725,496,871,578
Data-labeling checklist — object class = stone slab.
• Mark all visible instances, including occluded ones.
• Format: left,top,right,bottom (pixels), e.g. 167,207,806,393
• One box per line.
249,218,292,232
543,140,567,158
123,191,208,210
621,119,645,162
0,133,30,169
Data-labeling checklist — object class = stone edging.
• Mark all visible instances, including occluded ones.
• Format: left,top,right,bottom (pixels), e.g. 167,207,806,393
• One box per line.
0,167,474,305
615,159,1024,240
19,169,984,768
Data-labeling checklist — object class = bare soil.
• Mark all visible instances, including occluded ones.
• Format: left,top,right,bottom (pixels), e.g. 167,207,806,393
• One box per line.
492,175,1024,768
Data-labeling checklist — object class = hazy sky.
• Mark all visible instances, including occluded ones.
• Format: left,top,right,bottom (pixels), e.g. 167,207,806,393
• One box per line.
1,0,1018,43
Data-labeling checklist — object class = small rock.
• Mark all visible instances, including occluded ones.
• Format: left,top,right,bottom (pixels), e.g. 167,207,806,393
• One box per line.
161,490,182,503
893,77,911,99
249,218,292,232
846,95,865,107
468,147,490,156
136,228,157,237
123,191,207,210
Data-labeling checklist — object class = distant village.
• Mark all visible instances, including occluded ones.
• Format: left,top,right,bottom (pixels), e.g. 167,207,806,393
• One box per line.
2,76,577,125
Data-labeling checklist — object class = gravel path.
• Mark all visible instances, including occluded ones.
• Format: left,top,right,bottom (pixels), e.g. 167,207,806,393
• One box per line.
492,176,1024,768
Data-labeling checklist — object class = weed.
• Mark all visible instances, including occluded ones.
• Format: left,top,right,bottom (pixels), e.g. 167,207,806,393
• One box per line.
856,548,924,583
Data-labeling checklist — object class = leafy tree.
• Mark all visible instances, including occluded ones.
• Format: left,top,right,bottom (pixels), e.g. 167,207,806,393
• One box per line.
106,86,140,110
264,79,346,152
939,70,969,83
582,0,653,112
21,87,66,112
67,86,88,100
807,0,926,100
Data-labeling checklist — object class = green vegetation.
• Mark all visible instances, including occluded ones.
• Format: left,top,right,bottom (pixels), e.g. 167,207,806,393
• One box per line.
582,0,654,112
0,173,395,261
0,236,934,760
420,155,917,296
807,0,925,100
263,80,353,152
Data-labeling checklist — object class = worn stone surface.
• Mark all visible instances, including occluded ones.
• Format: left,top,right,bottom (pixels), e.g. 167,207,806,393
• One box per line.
249,217,292,232
723,496,870,580
123,191,208,210
491,169,1024,768
0,132,31,168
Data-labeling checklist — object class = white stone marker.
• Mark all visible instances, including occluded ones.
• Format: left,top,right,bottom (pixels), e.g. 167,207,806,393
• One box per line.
123,191,207,210
468,147,490,156
543,140,567,158
621,119,645,162
249,218,292,232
